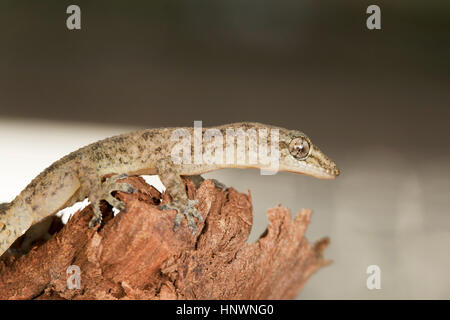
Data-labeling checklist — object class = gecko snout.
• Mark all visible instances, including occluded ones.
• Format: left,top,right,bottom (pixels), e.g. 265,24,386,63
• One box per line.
331,165,340,178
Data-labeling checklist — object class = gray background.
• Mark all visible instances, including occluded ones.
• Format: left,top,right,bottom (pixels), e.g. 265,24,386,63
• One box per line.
0,1,449,299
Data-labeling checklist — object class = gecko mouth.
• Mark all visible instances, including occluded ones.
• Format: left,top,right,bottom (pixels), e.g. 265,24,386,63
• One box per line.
285,161,340,180
311,166,340,180
304,166,339,179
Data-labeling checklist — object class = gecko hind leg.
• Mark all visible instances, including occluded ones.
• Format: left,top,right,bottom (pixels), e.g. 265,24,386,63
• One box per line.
88,174,137,228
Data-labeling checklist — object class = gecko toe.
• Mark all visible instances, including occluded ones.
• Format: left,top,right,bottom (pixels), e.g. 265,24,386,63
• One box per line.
186,200,202,222
173,212,184,232
105,195,126,212
159,199,201,233
113,182,137,194
88,200,103,228
185,200,201,233
89,215,102,228
157,203,170,211
186,214,197,234
190,208,202,222
158,202,183,212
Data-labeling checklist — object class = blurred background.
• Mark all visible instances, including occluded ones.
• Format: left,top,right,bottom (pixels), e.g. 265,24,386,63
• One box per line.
1,0,449,299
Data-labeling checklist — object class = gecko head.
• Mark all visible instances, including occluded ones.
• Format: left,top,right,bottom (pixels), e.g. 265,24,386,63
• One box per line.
279,130,340,180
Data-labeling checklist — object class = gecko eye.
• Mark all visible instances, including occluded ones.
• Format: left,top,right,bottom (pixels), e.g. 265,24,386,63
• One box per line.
289,136,311,160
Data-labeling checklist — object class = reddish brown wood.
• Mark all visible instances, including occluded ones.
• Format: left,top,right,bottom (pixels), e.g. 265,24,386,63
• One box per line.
0,176,330,299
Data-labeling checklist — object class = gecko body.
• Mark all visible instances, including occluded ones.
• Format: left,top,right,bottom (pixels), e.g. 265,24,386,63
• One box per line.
0,122,339,256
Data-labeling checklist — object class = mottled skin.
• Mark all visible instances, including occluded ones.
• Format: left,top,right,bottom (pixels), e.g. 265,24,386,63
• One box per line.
0,122,339,256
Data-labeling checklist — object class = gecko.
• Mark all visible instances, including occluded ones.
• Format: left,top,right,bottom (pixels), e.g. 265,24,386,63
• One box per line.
0,122,340,256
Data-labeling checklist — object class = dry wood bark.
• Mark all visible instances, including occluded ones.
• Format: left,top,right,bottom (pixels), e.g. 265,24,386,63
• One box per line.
0,176,331,299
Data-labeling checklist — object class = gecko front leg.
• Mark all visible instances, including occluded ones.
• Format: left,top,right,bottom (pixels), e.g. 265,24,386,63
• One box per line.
87,173,137,228
156,159,202,234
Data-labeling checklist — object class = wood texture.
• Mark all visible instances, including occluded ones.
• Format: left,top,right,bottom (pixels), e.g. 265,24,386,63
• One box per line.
0,176,330,299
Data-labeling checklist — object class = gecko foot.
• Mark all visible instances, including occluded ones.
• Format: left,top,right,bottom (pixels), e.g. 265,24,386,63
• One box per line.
88,174,137,228
158,199,201,234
